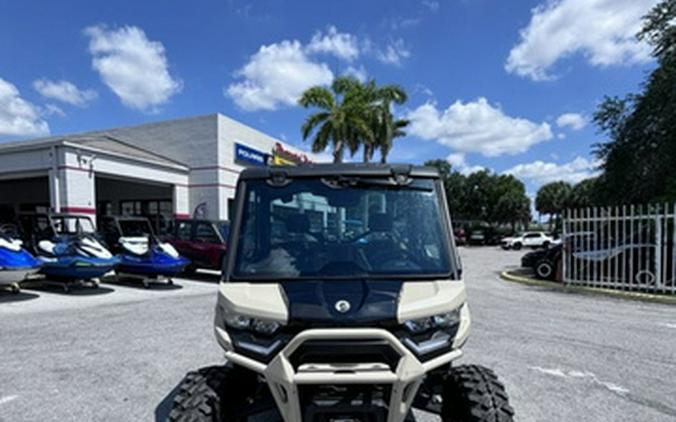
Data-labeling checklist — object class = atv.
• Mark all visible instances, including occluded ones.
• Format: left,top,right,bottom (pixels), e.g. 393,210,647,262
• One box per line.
169,164,514,422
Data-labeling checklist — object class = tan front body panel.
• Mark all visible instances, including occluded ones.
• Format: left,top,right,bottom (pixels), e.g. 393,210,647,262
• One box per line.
397,280,467,321
217,282,288,323
214,279,470,422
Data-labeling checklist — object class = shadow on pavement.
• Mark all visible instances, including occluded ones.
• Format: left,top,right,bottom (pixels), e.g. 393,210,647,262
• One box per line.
155,371,284,422
23,282,116,296
0,290,40,303
180,271,221,283
155,377,183,422
102,277,184,291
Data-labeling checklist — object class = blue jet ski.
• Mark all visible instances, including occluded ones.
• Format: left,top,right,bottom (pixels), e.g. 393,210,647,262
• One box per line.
18,213,118,292
35,235,118,282
100,216,189,288
0,233,41,294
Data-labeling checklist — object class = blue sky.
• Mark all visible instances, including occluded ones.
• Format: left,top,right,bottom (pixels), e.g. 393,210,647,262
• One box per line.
0,0,658,197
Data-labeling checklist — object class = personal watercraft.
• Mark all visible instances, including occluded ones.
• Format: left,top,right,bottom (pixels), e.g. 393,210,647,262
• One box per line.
18,213,118,292
0,233,41,293
35,235,118,283
100,216,189,287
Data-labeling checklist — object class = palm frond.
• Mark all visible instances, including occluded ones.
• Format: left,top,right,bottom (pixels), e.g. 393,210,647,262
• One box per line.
298,86,335,110
301,112,330,140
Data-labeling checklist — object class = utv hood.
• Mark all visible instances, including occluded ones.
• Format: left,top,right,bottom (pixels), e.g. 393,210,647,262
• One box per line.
281,280,403,327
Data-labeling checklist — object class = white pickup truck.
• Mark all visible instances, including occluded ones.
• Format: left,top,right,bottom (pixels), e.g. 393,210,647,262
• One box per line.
501,231,556,250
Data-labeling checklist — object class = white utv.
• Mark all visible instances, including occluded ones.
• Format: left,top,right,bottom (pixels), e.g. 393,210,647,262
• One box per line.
169,164,514,422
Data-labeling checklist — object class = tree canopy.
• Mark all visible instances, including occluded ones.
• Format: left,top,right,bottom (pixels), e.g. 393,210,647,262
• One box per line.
425,160,531,229
299,77,409,163
593,0,676,204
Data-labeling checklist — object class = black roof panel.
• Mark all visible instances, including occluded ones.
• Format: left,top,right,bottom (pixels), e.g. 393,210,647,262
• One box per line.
239,163,440,180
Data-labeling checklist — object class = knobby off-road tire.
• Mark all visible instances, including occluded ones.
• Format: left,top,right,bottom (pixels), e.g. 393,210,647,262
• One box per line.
442,365,514,422
168,365,256,422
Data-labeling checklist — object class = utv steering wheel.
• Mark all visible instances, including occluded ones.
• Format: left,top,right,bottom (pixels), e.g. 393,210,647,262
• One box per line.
368,249,422,271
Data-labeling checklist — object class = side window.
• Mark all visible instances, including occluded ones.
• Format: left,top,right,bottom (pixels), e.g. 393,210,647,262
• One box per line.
524,233,540,239
176,221,192,241
195,223,219,243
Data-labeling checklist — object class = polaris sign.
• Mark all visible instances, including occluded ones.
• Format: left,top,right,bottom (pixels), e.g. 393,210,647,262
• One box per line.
234,143,268,167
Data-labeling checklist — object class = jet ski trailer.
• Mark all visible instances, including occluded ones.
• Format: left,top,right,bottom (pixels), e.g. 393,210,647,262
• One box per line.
100,216,189,288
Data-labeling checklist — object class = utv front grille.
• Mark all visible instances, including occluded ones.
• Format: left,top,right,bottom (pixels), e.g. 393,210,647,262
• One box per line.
254,328,462,422
289,339,401,371
299,384,391,422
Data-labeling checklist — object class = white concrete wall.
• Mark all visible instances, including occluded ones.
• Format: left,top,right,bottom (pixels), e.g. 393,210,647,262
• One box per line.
0,113,325,222
105,114,219,167
102,114,223,219
0,148,52,176
216,114,321,219
173,185,189,217
56,147,189,221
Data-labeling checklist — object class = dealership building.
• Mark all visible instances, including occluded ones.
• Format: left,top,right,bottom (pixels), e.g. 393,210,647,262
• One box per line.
0,113,318,228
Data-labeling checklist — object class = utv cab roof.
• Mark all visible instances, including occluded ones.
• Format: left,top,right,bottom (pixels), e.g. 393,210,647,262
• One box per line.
239,163,441,180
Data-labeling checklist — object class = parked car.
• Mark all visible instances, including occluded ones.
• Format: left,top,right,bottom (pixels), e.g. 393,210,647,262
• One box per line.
166,219,229,273
532,245,563,280
454,228,467,245
468,229,486,245
521,247,549,269
501,231,554,250
564,242,661,285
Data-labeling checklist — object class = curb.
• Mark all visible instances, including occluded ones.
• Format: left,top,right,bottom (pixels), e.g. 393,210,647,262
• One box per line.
500,270,676,305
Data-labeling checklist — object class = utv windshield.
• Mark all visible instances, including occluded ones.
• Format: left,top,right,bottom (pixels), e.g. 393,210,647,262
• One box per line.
119,220,155,237
52,216,96,235
232,177,453,279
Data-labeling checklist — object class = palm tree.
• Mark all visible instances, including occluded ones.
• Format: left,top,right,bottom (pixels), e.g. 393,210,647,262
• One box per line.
298,76,372,163
363,82,409,163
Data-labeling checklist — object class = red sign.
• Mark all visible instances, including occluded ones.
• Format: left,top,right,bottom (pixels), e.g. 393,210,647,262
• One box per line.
273,142,311,164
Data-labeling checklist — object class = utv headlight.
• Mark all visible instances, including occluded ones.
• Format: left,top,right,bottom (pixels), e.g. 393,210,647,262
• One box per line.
401,308,462,357
224,314,281,335
403,309,461,334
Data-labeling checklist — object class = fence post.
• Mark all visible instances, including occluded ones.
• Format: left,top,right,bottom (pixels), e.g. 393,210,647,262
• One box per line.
595,205,599,287
623,205,628,290
656,204,663,290
672,203,676,295
630,204,635,291
570,208,576,285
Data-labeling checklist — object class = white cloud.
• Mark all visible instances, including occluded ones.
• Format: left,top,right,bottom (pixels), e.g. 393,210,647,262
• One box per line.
374,39,411,66
343,65,368,82
0,77,49,137
407,98,553,157
84,24,182,111
42,104,65,117
306,26,360,61
505,0,656,80
226,27,412,111
556,112,586,130
504,156,600,185
447,152,486,175
385,16,422,31
226,40,334,111
413,83,434,97
422,0,440,12
33,79,97,107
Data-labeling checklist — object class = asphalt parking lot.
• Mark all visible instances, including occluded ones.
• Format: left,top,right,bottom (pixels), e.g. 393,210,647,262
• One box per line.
1,248,675,421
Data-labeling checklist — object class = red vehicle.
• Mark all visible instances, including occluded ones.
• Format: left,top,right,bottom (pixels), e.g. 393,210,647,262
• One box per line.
166,219,229,273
